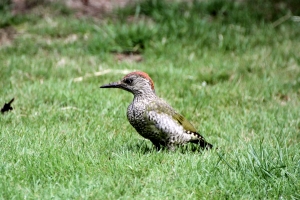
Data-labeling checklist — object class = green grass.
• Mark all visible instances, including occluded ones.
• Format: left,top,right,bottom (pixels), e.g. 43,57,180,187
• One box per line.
1,0,300,199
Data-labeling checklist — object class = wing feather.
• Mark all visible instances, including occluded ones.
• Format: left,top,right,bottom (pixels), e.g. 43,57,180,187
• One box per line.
145,100,197,133
145,99,213,149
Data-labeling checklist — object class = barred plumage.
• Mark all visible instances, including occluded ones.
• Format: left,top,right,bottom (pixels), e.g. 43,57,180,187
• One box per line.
100,71,213,150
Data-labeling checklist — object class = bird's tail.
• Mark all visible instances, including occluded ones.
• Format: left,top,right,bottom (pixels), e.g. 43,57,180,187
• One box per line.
191,134,213,150
199,140,213,150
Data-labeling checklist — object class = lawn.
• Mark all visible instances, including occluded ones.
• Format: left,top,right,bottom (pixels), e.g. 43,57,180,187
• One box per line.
0,0,300,199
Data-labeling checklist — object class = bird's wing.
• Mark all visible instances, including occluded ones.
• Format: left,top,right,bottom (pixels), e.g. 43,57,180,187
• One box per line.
145,100,213,149
145,100,198,133
172,112,197,133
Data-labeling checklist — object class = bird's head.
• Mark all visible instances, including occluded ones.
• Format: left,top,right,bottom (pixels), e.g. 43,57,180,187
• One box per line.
100,71,155,96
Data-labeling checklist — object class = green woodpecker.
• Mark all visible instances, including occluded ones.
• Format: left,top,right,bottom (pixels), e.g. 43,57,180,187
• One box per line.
100,71,213,150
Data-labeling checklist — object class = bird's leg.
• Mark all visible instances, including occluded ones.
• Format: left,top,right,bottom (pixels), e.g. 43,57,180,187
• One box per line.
167,144,176,151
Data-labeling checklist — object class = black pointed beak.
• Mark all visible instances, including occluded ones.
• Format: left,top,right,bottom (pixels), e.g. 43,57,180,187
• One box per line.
100,81,122,89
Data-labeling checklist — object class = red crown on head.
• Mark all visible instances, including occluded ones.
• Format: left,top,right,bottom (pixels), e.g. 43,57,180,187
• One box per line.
124,71,155,91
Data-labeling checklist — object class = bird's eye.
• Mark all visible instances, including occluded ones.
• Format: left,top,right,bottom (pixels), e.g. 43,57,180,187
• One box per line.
124,78,133,85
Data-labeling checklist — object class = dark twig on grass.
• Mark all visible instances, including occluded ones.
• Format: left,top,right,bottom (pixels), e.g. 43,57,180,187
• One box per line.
1,98,14,114
216,151,235,171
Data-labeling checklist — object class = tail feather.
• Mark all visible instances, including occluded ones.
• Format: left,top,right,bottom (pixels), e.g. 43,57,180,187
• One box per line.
191,132,213,150
199,140,213,150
